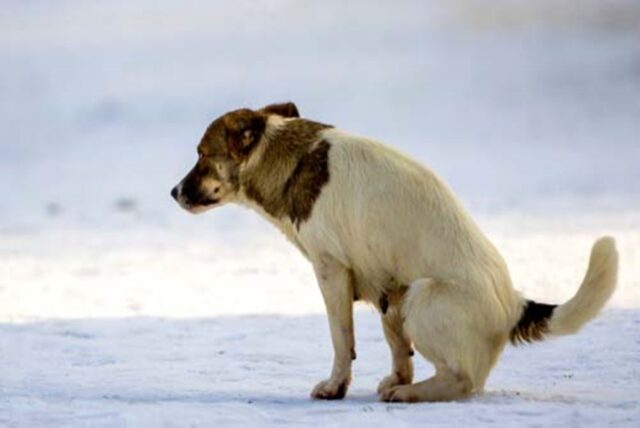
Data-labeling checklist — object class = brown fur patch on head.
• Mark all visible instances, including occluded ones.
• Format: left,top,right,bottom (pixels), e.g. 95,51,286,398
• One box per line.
221,109,266,161
175,107,269,211
175,103,332,219
240,119,333,228
196,108,267,162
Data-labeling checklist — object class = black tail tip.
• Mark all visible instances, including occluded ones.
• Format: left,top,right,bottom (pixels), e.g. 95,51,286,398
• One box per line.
510,300,557,345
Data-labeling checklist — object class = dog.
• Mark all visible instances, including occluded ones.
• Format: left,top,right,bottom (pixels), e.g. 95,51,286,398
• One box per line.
171,102,618,402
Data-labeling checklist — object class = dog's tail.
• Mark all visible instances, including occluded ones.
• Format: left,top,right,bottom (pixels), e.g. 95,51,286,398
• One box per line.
509,236,618,345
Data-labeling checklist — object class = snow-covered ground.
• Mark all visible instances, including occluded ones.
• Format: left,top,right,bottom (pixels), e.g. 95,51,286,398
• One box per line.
1,214,639,427
1,311,638,427
1,1,639,427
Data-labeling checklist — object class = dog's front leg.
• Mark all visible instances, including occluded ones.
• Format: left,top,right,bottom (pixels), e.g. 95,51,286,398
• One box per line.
310,256,355,400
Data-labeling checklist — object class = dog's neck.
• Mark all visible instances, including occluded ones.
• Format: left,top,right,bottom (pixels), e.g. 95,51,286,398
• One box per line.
236,116,333,229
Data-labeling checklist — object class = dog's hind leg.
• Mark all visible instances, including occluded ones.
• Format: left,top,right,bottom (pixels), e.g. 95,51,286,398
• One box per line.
381,364,474,403
377,303,414,395
310,255,356,400
380,278,507,402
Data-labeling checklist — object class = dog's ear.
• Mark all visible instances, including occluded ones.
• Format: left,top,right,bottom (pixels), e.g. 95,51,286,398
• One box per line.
260,102,300,118
223,109,266,160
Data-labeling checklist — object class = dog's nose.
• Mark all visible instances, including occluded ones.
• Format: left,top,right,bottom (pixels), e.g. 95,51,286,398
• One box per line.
170,186,178,201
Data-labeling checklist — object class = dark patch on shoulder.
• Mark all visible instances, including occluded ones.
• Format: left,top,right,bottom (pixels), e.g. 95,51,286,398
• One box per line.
510,300,557,345
241,119,332,225
283,140,331,228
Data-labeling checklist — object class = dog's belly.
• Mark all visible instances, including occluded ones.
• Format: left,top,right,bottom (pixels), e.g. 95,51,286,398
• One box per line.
349,261,410,311
352,269,388,302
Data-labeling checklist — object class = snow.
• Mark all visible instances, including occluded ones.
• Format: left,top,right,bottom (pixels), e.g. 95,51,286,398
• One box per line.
1,310,639,427
1,1,640,427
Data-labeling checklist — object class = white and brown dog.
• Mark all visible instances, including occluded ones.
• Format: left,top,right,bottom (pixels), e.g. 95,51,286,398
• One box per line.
171,102,618,402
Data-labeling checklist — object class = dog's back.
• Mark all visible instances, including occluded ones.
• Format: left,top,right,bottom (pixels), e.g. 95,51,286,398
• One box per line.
303,126,521,324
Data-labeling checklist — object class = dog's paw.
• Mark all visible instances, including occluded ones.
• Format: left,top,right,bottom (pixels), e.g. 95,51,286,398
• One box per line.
379,384,418,403
377,372,410,395
310,378,349,400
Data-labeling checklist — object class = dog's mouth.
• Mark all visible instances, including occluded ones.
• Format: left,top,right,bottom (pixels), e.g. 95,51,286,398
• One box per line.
172,182,225,214
198,197,220,206
179,197,220,214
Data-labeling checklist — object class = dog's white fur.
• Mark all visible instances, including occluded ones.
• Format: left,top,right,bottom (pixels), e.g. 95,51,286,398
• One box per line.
234,116,618,402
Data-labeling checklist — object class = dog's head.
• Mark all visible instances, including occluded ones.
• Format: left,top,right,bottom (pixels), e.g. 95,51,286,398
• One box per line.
171,102,299,213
